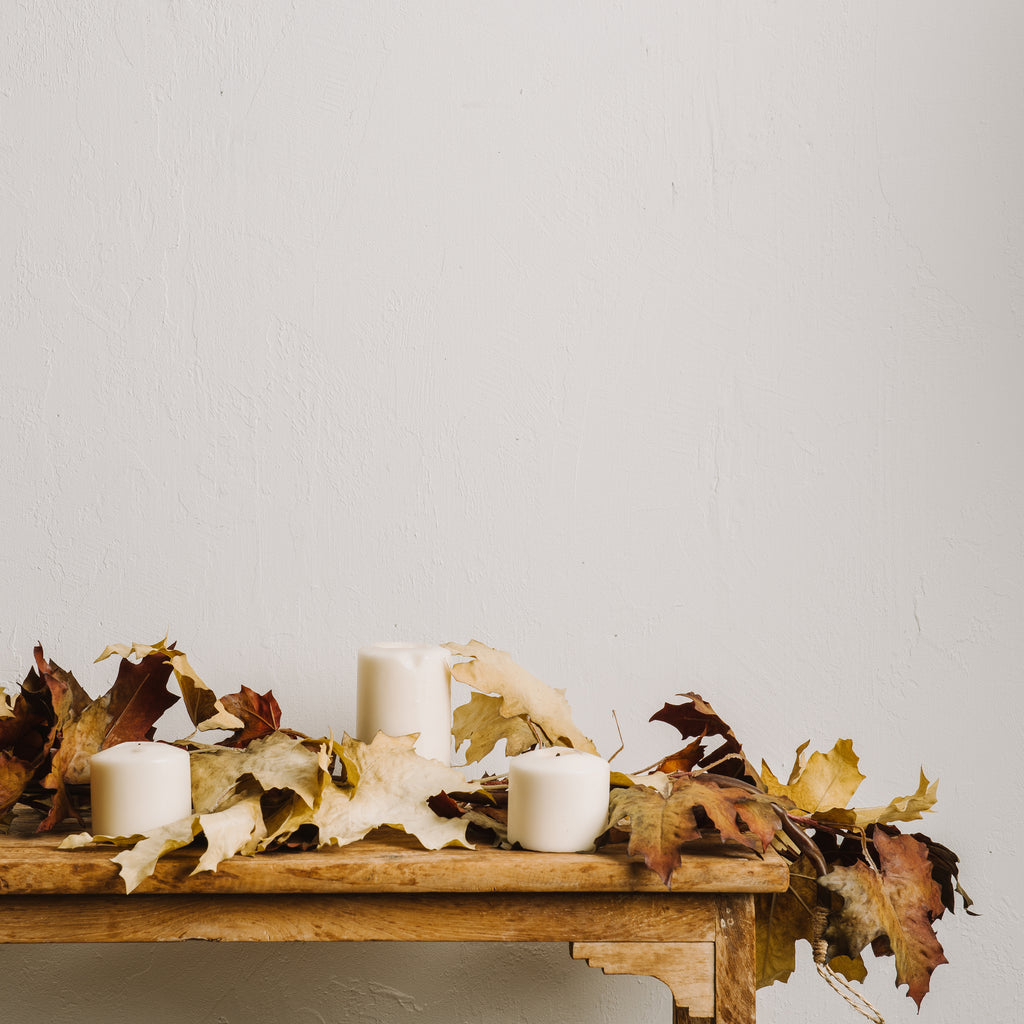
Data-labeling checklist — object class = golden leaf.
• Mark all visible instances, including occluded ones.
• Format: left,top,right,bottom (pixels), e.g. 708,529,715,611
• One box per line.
452,691,537,763
760,739,866,816
444,640,597,754
814,770,938,828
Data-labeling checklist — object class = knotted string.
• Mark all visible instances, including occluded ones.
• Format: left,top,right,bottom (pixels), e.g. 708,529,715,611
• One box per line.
812,906,885,1024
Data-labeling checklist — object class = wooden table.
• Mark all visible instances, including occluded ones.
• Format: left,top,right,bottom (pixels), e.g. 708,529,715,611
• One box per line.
0,822,789,1024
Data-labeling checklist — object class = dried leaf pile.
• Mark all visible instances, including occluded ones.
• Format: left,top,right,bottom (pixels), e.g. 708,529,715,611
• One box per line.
0,638,971,1017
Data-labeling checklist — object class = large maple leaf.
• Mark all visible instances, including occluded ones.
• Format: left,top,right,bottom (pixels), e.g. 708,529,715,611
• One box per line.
609,773,785,886
820,829,949,1008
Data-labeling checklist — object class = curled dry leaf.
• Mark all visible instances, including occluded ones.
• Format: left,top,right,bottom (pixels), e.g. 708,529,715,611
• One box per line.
649,693,758,781
814,770,939,828
41,646,179,830
96,639,243,733
445,640,597,756
761,738,938,827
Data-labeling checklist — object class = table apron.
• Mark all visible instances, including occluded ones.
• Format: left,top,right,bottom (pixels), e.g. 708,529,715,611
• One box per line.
0,891,722,944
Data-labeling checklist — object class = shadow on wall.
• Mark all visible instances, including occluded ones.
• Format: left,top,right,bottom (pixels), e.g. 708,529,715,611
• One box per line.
1,942,665,1024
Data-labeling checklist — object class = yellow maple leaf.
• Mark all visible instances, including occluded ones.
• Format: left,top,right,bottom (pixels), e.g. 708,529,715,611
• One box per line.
760,739,866,816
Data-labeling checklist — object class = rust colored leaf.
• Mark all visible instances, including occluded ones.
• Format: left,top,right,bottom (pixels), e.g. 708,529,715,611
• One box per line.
100,651,179,749
820,829,949,1007
218,686,282,748
649,693,758,782
609,772,784,886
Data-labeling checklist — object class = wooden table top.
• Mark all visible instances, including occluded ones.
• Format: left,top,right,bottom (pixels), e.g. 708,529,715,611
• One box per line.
0,812,790,898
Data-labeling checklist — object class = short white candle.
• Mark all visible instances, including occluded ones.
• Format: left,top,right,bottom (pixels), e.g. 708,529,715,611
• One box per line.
356,642,452,764
507,747,611,853
90,741,193,838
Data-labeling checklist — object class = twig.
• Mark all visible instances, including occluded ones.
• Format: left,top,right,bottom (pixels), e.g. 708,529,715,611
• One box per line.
608,710,625,764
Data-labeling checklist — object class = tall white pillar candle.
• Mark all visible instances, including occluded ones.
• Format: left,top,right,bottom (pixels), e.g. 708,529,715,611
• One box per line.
356,642,452,764
90,741,193,838
507,747,611,853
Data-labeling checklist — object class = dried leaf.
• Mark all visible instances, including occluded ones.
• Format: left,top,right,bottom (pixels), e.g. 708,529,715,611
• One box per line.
111,815,204,893
314,733,472,850
96,640,243,732
760,739,866,816
189,732,326,814
38,649,180,831
32,646,90,727
609,773,783,886
452,691,537,763
755,855,822,987
0,754,37,820
444,640,597,754
820,830,949,1007
194,795,267,872
217,686,282,748
815,770,938,828
649,693,757,781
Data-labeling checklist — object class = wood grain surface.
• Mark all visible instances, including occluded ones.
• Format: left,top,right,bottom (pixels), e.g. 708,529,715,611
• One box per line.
0,814,790,897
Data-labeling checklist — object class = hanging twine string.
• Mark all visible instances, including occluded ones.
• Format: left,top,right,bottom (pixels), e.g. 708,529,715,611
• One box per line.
812,906,885,1024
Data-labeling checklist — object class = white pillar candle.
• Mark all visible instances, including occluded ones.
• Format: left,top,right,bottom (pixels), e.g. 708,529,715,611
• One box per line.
356,642,452,764
507,747,611,853
90,741,193,838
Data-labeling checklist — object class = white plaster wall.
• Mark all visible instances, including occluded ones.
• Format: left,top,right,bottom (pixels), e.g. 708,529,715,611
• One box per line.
2,2,1021,1021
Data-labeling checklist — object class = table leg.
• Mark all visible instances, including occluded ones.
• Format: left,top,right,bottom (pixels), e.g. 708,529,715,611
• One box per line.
571,894,757,1024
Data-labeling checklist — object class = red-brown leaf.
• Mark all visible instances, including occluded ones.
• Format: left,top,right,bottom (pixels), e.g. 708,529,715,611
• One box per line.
218,686,282,747
650,692,758,782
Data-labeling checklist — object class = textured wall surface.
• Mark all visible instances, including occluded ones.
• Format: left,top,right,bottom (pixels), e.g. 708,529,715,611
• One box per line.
2,3,1022,1022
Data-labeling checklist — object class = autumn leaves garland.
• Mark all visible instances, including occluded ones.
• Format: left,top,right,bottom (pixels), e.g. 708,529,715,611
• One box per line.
0,637,970,1015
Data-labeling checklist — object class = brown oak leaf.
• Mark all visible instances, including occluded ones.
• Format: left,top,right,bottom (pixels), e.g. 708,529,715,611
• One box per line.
609,773,784,886
820,829,949,1008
